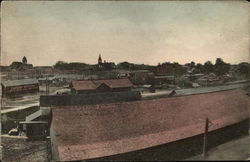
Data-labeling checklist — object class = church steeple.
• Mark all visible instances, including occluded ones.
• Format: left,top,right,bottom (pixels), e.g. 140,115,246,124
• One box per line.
98,54,102,65
22,56,27,64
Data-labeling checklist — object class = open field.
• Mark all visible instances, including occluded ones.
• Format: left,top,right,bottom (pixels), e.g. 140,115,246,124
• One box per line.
1,135,48,162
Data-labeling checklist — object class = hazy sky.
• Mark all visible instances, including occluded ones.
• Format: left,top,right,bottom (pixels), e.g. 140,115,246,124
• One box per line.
1,1,249,66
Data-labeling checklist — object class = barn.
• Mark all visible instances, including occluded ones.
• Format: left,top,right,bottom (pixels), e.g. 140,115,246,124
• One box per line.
50,89,249,161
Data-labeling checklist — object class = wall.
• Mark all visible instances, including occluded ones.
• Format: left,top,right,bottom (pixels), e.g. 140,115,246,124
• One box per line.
26,123,47,141
40,91,141,107
2,84,39,97
50,126,60,161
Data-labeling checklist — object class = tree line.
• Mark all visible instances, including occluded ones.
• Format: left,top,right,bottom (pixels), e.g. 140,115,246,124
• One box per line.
52,58,249,77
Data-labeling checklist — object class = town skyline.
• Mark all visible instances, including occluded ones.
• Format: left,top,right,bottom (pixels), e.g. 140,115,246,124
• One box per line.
1,1,249,66
3,54,249,67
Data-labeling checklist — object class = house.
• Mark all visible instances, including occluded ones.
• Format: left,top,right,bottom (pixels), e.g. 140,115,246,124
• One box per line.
151,75,175,88
10,62,33,71
155,62,175,76
34,66,54,76
128,70,154,85
69,78,134,94
50,89,249,161
183,73,204,81
1,78,39,97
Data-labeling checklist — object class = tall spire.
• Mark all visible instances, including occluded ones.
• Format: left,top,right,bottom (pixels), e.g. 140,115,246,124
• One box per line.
22,56,27,64
98,54,102,65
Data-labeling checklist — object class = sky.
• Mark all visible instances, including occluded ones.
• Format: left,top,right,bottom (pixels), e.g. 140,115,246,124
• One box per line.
1,1,249,66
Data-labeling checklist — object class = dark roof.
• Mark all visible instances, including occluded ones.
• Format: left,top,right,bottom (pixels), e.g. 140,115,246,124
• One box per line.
71,78,134,91
1,79,39,87
51,89,249,161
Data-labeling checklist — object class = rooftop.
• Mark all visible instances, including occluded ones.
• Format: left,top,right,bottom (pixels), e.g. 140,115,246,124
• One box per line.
70,78,134,91
51,89,249,161
1,79,39,87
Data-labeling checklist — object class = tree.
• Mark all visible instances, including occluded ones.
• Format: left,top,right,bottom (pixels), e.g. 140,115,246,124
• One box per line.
214,58,230,76
10,61,23,70
53,61,68,70
53,61,90,71
190,61,196,68
196,63,203,73
203,61,214,74
238,62,250,78
117,62,131,70
117,62,155,71
173,62,187,76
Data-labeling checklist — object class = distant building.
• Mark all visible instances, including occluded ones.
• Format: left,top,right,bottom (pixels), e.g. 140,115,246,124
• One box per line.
70,78,134,94
22,56,27,64
155,63,175,76
96,54,116,70
0,66,11,72
1,78,39,97
151,75,175,87
128,70,154,85
183,73,204,81
10,56,33,71
98,54,102,66
34,66,54,76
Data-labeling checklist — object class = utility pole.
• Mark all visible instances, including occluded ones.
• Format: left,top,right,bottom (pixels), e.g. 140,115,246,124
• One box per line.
203,117,209,159
46,75,49,96
174,67,176,87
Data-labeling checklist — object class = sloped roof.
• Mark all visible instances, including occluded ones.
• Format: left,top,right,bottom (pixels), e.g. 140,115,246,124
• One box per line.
71,78,134,91
99,79,133,88
1,79,39,87
51,89,249,161
71,80,97,91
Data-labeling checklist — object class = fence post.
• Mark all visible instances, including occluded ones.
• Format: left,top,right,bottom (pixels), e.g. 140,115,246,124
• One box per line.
46,135,51,161
203,117,209,159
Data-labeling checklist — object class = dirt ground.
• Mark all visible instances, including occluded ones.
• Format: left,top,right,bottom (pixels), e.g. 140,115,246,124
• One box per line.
186,135,250,161
1,135,48,162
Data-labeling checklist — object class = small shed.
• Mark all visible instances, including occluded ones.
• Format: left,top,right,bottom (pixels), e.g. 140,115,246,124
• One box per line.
1,78,39,97
19,121,48,140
